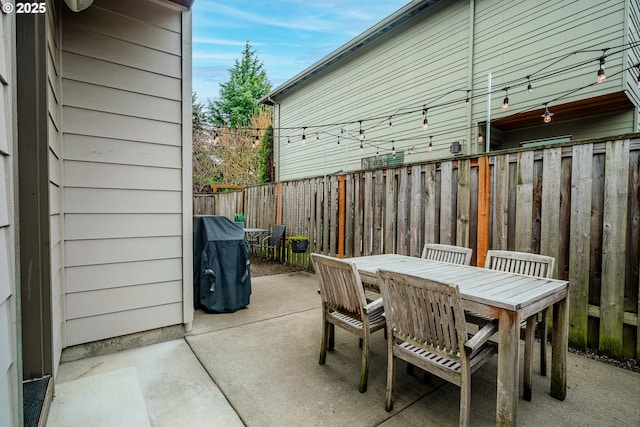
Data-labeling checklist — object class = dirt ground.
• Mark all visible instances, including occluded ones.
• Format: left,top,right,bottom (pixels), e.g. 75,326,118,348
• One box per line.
249,256,306,277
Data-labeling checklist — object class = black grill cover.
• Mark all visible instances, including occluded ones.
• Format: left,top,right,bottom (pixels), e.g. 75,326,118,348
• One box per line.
193,215,251,313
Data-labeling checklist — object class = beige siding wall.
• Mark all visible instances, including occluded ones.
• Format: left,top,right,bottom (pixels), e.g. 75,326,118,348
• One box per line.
47,0,64,376
61,0,187,346
275,0,636,180
0,5,18,427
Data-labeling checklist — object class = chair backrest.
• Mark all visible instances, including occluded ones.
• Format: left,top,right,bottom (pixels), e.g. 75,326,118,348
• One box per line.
421,243,473,265
484,250,555,278
378,269,468,359
269,224,286,247
311,253,367,319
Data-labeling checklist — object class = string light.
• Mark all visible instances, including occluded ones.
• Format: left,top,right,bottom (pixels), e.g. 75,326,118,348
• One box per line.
597,53,606,83
358,120,365,141
527,76,532,93
213,131,220,143
316,134,320,143
477,127,484,144
428,135,433,152
391,140,396,156
422,108,428,130
541,103,554,123
302,127,306,144
502,88,509,111
465,90,470,104
287,137,291,144
389,116,393,127
254,134,259,146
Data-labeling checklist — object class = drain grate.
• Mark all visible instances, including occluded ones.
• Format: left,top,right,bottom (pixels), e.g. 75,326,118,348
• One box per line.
23,376,50,427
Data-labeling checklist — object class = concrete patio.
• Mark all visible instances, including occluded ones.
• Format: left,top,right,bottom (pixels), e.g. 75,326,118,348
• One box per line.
48,272,640,426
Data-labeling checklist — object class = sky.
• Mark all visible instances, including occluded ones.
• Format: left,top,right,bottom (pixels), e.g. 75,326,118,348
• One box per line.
191,0,412,103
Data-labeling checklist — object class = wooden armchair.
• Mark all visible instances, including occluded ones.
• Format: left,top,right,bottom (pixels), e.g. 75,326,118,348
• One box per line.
311,253,386,393
480,250,555,401
378,269,497,426
421,243,473,265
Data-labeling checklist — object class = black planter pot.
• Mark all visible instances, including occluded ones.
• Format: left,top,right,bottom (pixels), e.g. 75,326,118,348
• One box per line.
290,239,309,253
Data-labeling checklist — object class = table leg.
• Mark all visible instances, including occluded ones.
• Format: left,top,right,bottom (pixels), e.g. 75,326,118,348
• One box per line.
496,309,519,426
551,296,568,400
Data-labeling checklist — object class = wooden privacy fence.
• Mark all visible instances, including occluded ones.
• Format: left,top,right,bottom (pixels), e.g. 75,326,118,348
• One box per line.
200,135,640,360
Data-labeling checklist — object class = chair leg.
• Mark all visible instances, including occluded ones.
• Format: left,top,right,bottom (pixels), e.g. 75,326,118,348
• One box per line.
524,316,536,401
385,354,395,412
328,323,335,351
319,319,329,365
359,334,369,393
459,371,471,427
540,308,548,377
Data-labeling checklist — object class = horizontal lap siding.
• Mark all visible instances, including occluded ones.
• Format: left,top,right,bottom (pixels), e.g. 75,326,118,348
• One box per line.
62,0,185,346
0,7,17,425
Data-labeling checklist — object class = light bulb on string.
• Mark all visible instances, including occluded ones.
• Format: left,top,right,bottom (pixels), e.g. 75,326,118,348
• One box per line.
337,135,340,148
316,134,320,143
428,135,433,152
359,142,363,152
302,127,306,145
287,137,291,144
358,120,365,141
254,134,259,147
422,108,428,130
502,88,509,111
465,90,470,104
213,131,220,143
391,140,396,157
597,55,606,83
388,116,393,127
541,104,554,124
527,76,532,93
478,130,484,144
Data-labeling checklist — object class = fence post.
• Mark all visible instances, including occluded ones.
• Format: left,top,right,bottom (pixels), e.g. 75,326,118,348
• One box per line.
338,175,345,258
477,156,490,267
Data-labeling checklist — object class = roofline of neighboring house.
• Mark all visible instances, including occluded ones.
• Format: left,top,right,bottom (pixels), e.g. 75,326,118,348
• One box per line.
170,0,195,9
260,0,443,105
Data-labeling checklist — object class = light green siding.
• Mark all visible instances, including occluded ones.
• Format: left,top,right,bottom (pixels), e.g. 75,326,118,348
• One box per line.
271,0,639,180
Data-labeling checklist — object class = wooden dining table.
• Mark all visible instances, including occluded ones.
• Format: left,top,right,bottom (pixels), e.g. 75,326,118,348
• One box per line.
345,253,570,426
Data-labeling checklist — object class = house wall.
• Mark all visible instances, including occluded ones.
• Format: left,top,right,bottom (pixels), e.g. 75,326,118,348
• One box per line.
0,5,19,427
274,0,639,181
60,0,190,346
47,0,64,377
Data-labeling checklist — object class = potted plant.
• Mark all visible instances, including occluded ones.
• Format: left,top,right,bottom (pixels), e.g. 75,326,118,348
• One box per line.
287,235,309,253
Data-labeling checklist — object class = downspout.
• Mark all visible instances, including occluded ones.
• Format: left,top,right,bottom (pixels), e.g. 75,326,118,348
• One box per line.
267,96,280,182
466,0,475,154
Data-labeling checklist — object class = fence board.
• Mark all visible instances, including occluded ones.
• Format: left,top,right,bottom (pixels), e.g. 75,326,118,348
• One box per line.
363,172,373,256
397,167,409,255
440,161,453,245
384,169,397,254
373,170,384,255
569,143,593,349
424,163,437,248
599,139,629,358
345,175,353,257
456,159,470,249
330,177,339,257
540,147,562,278
410,165,423,256
492,154,509,250
353,173,362,257
515,151,534,252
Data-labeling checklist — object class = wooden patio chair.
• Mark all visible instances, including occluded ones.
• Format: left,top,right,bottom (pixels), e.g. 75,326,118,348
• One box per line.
421,243,473,265
476,249,555,401
311,253,386,393
377,269,497,426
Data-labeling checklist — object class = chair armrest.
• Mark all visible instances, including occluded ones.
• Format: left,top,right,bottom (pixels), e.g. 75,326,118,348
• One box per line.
363,297,384,314
464,319,498,354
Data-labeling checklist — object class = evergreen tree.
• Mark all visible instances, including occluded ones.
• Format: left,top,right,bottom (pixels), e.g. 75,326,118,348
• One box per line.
192,92,207,131
208,42,271,127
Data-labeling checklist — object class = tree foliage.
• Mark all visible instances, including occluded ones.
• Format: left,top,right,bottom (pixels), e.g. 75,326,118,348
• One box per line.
208,42,271,128
192,91,207,131
257,124,273,183
192,107,273,192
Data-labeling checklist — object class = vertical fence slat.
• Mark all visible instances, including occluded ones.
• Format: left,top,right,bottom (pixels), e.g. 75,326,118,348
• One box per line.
345,175,354,258
440,161,453,245
477,157,490,267
384,169,397,254
373,170,384,255
424,163,437,248
330,176,339,257
410,165,423,257
492,154,509,250
363,172,373,256
353,173,362,257
515,151,534,252
600,139,629,358
456,159,471,249
541,147,562,278
397,167,409,255
569,143,593,349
